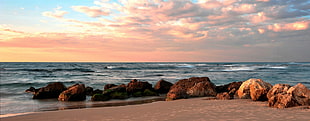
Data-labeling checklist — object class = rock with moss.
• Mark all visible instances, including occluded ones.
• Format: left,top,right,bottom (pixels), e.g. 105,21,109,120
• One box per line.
110,92,129,99
126,79,153,95
91,94,110,101
143,89,158,96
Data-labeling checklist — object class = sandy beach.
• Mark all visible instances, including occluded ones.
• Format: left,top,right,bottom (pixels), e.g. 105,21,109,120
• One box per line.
1,97,309,121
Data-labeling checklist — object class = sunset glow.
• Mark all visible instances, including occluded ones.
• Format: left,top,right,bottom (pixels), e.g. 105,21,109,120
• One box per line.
1,0,309,62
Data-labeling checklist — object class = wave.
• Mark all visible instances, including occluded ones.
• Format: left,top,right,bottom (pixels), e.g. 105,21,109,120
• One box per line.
12,68,95,73
210,64,288,72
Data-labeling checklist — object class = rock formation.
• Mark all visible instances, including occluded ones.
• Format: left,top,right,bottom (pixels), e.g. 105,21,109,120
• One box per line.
32,82,67,99
154,79,173,94
58,84,86,101
166,77,216,101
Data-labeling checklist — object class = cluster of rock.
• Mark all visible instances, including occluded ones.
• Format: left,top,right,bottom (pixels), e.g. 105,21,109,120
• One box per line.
165,77,309,108
26,79,173,101
25,77,310,108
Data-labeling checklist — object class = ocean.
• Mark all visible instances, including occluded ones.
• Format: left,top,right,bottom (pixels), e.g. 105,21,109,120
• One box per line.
1,62,310,116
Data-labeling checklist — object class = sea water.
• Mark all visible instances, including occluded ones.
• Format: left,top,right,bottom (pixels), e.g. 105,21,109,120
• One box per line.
1,62,310,115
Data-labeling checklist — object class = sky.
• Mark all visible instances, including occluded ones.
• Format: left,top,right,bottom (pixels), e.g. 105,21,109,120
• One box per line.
0,0,309,62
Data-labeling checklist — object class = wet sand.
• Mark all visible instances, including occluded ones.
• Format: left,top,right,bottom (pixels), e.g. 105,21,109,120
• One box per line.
1,97,310,121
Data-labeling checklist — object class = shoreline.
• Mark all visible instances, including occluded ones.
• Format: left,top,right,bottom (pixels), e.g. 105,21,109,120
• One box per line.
1,97,309,121
0,96,166,118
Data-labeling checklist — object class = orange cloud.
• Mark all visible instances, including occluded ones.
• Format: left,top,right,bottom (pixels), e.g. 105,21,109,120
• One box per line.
249,12,270,24
268,21,309,32
72,6,109,17
258,28,265,34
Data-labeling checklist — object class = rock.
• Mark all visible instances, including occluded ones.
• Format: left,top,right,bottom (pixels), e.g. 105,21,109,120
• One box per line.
108,84,127,92
215,81,243,98
249,79,272,101
186,82,216,97
287,83,310,105
104,84,117,90
268,83,310,108
126,79,153,94
267,84,291,100
216,92,231,100
25,87,37,94
91,94,110,101
58,84,86,101
33,82,67,99
143,89,158,96
102,84,129,99
237,78,272,100
154,79,173,94
85,86,93,96
93,89,103,95
166,77,216,101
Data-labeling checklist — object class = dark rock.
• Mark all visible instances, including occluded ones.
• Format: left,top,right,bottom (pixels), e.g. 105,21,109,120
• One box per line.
216,81,243,93
143,89,158,96
92,94,110,101
126,79,153,94
25,87,36,94
85,86,93,96
216,92,231,100
108,84,127,92
58,84,86,101
268,83,310,108
102,84,129,99
166,77,216,101
110,92,128,99
33,82,67,99
104,84,117,90
154,79,173,94
93,89,103,95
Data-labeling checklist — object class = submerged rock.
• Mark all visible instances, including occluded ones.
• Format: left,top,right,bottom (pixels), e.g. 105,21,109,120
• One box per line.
33,82,67,99
58,84,86,101
154,79,173,94
268,83,310,108
166,77,216,101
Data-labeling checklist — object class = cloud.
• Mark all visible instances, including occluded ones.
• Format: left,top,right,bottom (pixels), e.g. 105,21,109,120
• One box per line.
42,7,68,19
268,21,309,32
3,0,310,62
72,6,110,17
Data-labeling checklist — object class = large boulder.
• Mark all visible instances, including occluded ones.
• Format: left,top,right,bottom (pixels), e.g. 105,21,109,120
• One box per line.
268,83,310,108
33,82,67,99
58,84,86,101
249,79,273,101
126,79,153,94
154,79,173,94
237,78,272,101
166,77,216,101
267,84,291,100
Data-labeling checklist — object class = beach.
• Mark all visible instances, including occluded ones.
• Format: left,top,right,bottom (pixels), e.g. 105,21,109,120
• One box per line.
2,97,309,121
